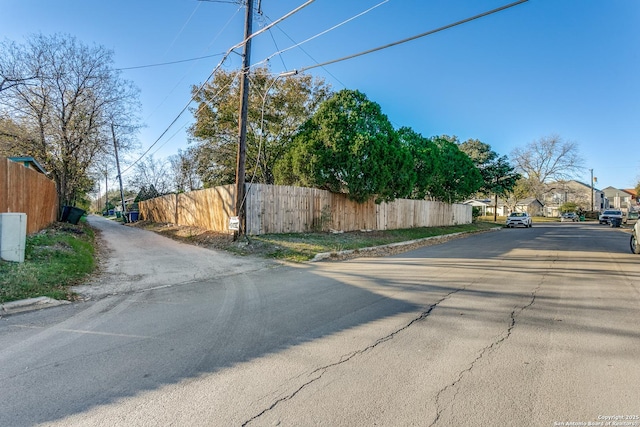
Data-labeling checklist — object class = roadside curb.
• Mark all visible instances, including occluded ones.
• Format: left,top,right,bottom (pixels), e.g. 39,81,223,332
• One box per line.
0,297,70,317
310,227,501,262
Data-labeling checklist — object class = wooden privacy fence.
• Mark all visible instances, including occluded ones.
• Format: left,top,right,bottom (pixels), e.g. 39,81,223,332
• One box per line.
0,157,58,234
140,183,472,235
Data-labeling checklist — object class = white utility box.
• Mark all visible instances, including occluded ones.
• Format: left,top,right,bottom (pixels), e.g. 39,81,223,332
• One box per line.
0,213,27,263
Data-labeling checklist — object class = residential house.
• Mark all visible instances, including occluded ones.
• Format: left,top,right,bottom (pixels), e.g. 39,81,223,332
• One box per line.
602,186,635,212
512,197,544,216
463,199,506,217
625,189,639,210
464,197,543,217
542,180,605,216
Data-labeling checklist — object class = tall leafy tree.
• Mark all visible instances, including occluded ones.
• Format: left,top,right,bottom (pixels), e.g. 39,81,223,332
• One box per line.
277,89,415,203
427,136,483,203
459,138,520,200
189,66,331,187
397,127,440,199
0,33,140,208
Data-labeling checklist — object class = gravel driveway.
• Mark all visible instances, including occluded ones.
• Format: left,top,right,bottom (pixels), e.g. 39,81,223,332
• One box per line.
72,215,274,299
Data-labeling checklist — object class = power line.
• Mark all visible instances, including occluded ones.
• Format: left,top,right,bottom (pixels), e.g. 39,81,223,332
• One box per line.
139,5,243,125
121,0,316,176
253,1,392,88
259,17,347,88
163,1,203,57
283,0,529,75
258,0,390,67
116,53,226,71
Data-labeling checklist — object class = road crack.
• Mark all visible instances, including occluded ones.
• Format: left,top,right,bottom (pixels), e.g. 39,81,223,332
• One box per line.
429,282,543,427
241,288,464,426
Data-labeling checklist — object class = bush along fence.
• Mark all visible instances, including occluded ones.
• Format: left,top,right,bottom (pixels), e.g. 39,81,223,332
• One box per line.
0,157,58,234
139,183,472,236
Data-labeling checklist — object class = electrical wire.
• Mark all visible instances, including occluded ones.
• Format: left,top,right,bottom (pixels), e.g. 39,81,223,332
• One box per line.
119,61,227,177
116,53,226,71
163,2,203,57
227,0,316,53
148,71,242,159
259,19,347,88
258,0,389,67
120,0,316,176
283,0,528,75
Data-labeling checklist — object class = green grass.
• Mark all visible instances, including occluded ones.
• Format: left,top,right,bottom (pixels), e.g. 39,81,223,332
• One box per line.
0,222,96,304
249,222,498,262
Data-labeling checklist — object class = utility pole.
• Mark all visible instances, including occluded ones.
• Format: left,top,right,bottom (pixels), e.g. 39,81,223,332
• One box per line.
111,124,127,222
104,169,108,213
234,0,254,238
590,168,594,212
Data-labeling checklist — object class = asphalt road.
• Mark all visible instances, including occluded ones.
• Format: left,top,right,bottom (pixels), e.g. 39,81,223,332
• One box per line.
1,219,638,426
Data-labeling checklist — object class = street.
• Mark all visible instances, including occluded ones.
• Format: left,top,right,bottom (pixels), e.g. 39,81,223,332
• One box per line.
1,219,639,426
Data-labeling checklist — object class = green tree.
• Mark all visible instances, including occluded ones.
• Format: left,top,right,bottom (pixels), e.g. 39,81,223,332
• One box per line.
397,127,440,199
277,89,415,203
427,136,483,203
134,185,161,202
0,34,140,209
459,139,519,220
459,139,520,198
506,178,535,212
560,202,578,213
189,66,331,187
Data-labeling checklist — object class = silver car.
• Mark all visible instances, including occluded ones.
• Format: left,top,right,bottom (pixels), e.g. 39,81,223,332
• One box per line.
561,212,578,222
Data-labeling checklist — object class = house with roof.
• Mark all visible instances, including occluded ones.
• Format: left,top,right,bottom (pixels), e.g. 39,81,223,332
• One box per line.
601,186,635,212
464,197,543,217
625,188,639,209
542,180,605,216
8,156,48,175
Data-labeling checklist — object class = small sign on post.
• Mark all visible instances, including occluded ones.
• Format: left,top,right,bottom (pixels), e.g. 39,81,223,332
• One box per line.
229,216,240,231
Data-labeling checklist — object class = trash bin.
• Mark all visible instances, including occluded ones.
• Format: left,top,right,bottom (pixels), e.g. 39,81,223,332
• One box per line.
610,217,622,228
66,207,85,225
579,215,585,221
116,211,122,219
60,206,72,222
128,211,139,222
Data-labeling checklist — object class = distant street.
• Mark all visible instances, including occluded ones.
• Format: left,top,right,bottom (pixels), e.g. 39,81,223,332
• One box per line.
1,221,638,426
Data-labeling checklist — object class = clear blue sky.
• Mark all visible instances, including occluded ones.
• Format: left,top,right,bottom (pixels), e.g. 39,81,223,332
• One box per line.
2,0,639,191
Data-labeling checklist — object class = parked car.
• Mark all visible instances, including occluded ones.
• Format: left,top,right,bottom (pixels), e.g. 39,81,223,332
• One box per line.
505,212,532,228
561,212,578,222
624,211,638,225
631,218,640,254
598,209,623,225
